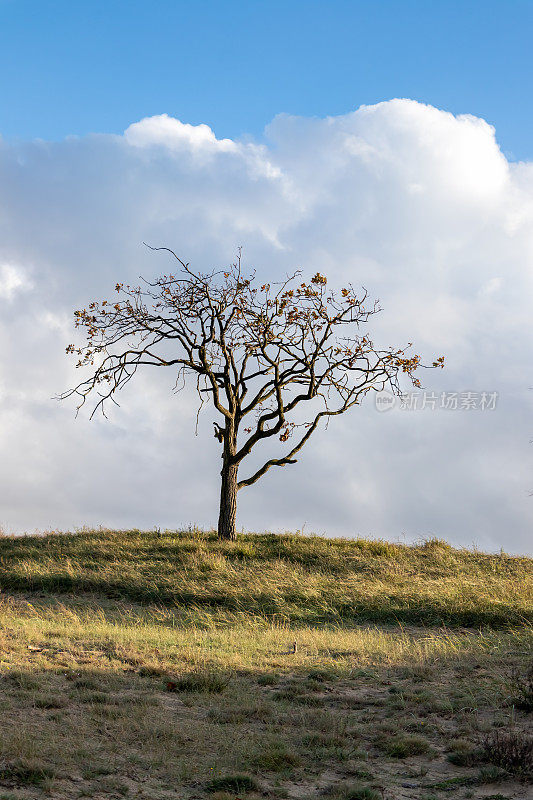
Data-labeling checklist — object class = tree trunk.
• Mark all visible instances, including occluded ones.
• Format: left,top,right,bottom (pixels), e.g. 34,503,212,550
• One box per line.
218,461,238,540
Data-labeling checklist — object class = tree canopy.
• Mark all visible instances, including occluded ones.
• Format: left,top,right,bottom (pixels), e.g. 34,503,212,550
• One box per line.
62,248,443,539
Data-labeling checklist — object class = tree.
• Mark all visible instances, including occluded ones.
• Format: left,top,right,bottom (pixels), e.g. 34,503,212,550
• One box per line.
61,248,444,540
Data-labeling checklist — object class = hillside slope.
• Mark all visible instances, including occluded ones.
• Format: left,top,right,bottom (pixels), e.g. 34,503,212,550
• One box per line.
0,530,531,800
0,528,531,627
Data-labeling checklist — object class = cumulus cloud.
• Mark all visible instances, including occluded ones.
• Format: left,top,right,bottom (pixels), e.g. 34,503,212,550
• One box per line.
125,113,237,156
0,99,531,552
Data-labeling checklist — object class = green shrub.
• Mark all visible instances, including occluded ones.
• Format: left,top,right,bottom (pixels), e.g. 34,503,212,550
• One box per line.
447,738,480,767
252,744,300,771
385,734,432,758
165,670,229,693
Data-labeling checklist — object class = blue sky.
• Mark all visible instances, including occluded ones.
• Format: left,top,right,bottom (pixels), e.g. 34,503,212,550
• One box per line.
1,0,532,160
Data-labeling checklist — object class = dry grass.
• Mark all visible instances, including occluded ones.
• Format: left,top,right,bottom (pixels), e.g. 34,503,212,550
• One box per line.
0,528,530,627
0,529,531,799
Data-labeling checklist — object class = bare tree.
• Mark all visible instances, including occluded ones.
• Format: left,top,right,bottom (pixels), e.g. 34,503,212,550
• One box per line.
61,248,443,540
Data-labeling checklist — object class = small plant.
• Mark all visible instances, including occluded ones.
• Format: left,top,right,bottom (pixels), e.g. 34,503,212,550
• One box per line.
346,767,374,780
398,664,434,683
272,684,323,705
446,738,480,767
77,690,109,704
4,671,40,690
165,670,229,693
508,661,533,711
73,676,104,690
33,694,68,709
482,729,533,778
138,664,168,677
307,667,337,682
384,734,432,758
205,774,260,793
272,684,300,701
302,732,346,748
419,538,452,553
99,776,130,796
252,743,301,771
0,760,55,786
476,766,509,784
328,783,381,800
208,700,271,724
257,672,279,686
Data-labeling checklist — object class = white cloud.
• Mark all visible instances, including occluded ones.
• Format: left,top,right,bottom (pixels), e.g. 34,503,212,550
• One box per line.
0,99,532,552
124,113,237,155
0,263,31,300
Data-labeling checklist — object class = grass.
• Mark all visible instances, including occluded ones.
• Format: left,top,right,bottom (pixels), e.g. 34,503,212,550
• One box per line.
205,774,260,793
327,784,382,800
0,761,55,786
165,669,229,693
382,733,433,758
507,660,533,710
0,527,531,799
0,528,530,627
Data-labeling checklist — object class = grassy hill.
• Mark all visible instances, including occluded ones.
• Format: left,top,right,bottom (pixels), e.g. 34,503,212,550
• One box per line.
0,529,531,799
0,528,530,627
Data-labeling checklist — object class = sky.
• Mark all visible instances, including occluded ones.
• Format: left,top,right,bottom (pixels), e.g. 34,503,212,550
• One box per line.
0,2,532,553
1,0,533,160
